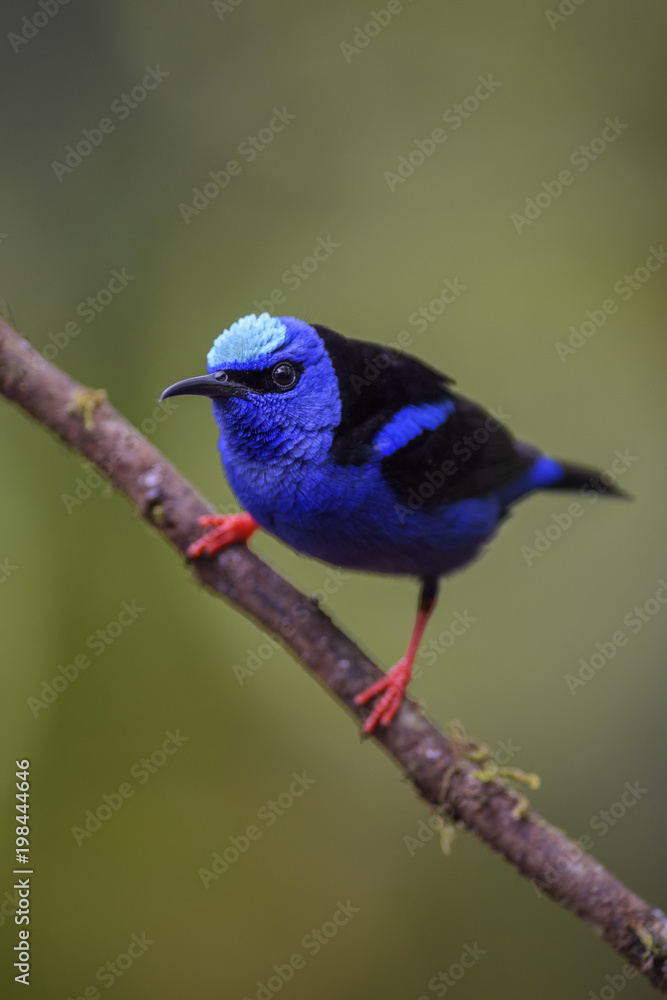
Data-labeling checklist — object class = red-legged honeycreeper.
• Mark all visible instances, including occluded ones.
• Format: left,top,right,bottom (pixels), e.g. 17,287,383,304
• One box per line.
161,313,628,733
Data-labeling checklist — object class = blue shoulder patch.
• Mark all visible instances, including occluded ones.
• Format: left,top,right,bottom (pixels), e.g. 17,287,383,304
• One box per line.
493,453,565,506
373,400,455,457
207,313,287,370
526,454,566,490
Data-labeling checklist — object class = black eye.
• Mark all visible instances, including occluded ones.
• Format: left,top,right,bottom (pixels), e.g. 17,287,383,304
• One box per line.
271,362,298,390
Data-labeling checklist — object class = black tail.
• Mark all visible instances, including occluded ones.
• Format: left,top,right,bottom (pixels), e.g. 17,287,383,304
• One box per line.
546,460,632,499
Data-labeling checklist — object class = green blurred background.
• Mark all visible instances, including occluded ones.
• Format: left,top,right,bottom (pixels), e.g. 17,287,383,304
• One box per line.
1,1,666,997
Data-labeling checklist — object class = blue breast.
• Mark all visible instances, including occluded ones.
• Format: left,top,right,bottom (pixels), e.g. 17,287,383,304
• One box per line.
217,421,503,578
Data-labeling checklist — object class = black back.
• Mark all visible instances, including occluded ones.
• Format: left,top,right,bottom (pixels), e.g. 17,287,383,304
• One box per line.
314,324,535,507
314,325,453,464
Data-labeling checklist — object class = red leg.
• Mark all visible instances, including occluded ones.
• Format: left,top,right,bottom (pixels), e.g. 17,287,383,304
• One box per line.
354,578,439,734
187,512,259,558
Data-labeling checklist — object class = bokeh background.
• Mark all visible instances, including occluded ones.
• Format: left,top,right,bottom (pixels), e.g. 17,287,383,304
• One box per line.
1,1,666,997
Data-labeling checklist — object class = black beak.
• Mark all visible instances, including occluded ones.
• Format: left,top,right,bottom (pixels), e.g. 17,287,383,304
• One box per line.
160,372,247,401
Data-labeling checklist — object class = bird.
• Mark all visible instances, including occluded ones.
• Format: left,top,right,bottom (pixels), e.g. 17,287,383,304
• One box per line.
160,312,627,734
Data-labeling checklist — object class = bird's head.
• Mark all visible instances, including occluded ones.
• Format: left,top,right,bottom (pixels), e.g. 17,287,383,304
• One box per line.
160,314,340,456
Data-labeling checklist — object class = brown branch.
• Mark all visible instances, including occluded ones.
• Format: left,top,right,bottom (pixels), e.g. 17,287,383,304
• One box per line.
2,317,666,991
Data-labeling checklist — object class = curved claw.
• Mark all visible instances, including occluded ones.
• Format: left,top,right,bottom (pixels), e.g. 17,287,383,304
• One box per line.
354,659,412,734
187,512,259,559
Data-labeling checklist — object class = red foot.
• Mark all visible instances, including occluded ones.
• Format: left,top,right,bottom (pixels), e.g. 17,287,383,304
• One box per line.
187,512,259,558
354,658,412,734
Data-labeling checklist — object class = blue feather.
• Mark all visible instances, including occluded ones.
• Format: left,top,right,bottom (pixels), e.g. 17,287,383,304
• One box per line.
162,313,626,731
207,313,287,369
163,316,625,582
373,400,455,456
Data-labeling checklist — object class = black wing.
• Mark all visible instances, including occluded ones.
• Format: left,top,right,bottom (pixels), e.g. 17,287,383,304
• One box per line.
314,324,534,506
314,324,453,465
381,395,536,506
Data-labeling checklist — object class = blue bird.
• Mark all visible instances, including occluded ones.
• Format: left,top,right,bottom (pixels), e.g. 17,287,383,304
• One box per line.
161,313,627,733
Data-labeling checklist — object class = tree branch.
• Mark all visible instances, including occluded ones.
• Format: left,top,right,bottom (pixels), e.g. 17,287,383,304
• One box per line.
2,317,666,991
